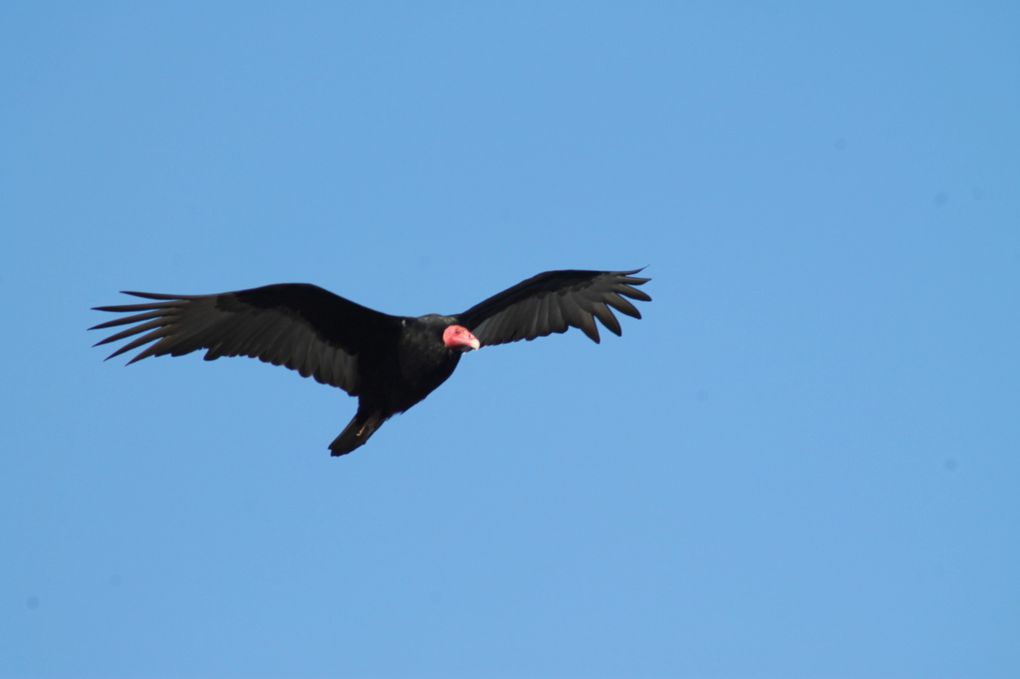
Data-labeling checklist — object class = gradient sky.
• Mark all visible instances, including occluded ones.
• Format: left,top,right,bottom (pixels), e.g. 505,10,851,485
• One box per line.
2,3,1019,678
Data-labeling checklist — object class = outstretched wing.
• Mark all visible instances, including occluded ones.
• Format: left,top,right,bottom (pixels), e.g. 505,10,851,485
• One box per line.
90,283,401,395
456,269,651,346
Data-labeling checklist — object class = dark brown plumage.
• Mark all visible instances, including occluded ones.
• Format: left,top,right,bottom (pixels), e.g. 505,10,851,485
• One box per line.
91,269,651,455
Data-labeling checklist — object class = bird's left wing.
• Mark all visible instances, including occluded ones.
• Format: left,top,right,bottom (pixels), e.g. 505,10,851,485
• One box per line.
90,283,401,395
456,269,651,346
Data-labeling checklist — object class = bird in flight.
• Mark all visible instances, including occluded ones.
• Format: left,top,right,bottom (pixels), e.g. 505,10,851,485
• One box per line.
91,268,651,456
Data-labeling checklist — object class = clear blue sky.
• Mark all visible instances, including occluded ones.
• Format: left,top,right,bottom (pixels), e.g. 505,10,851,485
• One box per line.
2,3,1018,678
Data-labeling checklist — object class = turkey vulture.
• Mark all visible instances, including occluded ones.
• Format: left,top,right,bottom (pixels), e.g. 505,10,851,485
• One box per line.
91,268,651,456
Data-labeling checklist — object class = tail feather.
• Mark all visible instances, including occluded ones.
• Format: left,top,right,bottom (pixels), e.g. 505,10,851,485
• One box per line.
330,411,386,457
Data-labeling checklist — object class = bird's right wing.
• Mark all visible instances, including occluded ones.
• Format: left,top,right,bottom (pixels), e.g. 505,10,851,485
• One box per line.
90,283,401,395
457,269,651,346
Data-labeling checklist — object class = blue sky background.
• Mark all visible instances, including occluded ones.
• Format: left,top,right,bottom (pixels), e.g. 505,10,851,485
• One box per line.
2,2,1019,678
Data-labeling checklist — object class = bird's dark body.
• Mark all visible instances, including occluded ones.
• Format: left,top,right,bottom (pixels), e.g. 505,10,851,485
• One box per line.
92,269,651,456
383,316,463,412
333,316,463,455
